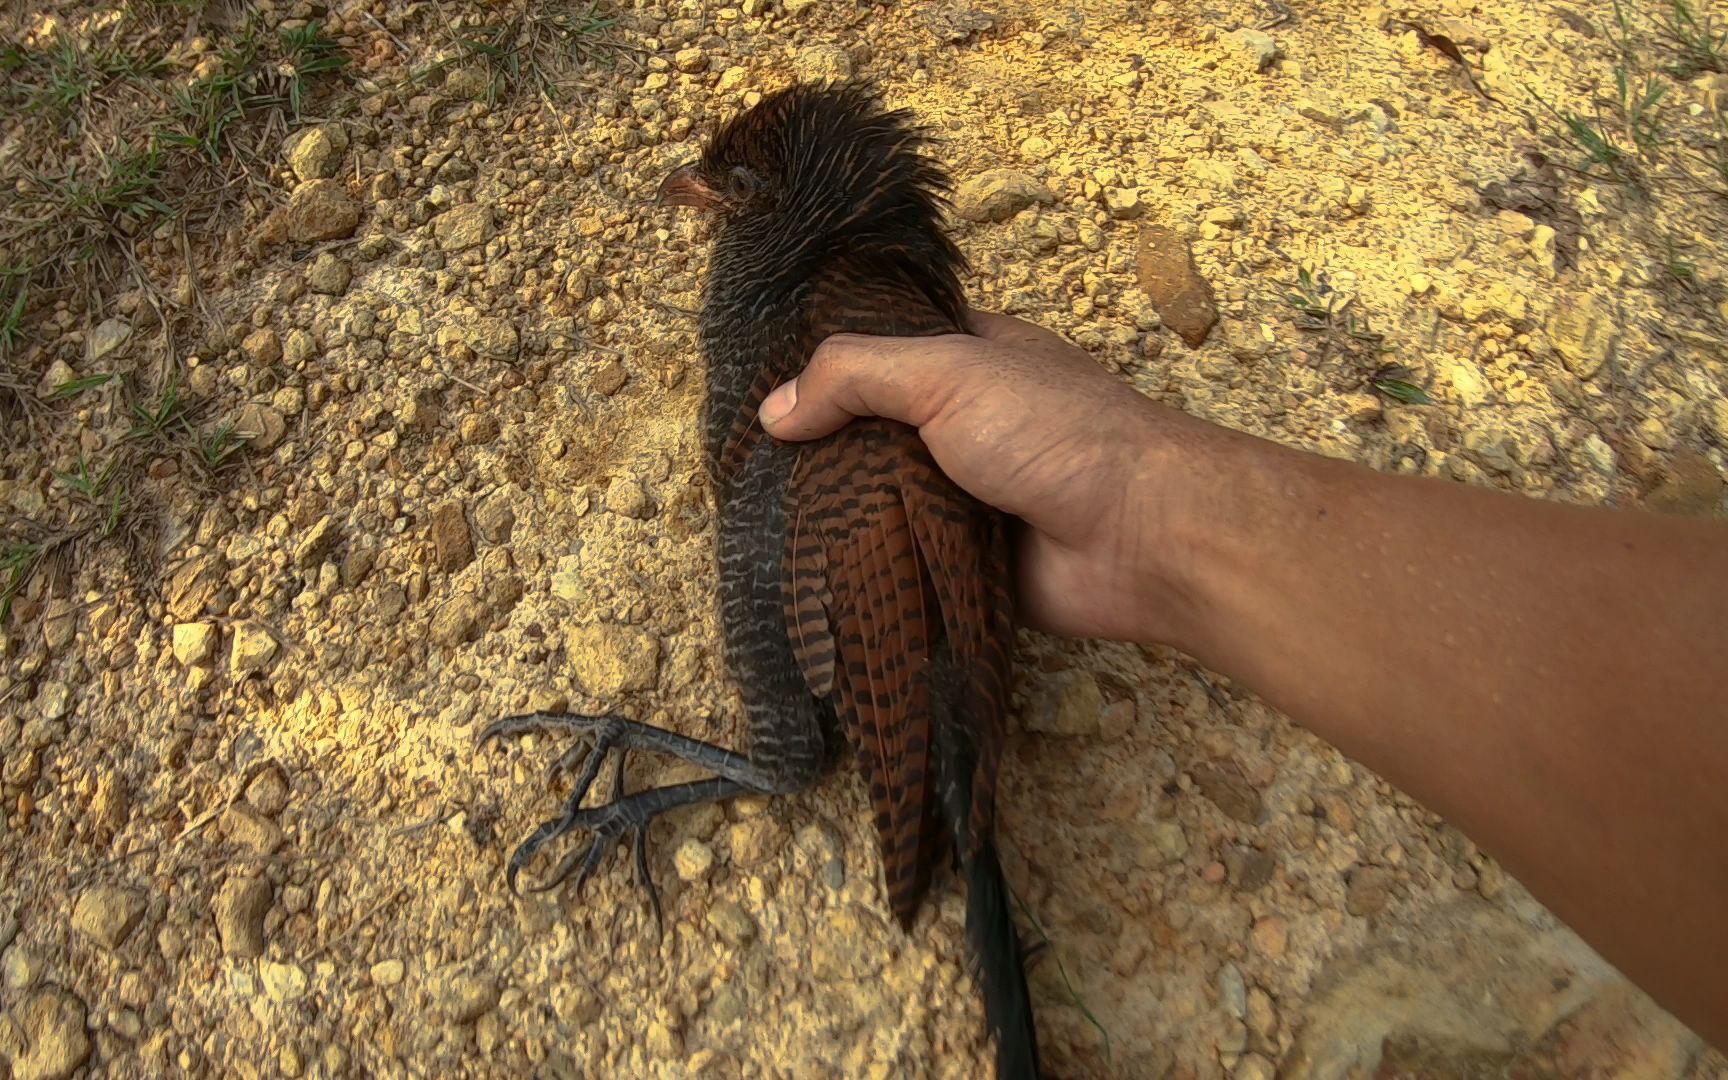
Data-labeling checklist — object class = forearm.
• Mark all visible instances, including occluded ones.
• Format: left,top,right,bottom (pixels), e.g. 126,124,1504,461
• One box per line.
1150,421,1728,1045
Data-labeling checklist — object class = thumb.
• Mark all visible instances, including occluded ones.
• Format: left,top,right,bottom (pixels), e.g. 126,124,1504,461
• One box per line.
760,333,944,441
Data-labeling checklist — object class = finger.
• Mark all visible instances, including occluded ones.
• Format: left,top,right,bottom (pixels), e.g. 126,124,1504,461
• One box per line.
761,333,974,441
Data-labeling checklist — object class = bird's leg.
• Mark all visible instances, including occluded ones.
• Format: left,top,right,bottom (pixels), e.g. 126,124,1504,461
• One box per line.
477,711,799,913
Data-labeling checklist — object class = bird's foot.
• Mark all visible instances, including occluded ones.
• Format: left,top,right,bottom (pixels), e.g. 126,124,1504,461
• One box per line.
478,712,754,924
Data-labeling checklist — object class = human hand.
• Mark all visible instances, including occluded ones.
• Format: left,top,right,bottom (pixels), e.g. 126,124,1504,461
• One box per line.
760,310,1208,642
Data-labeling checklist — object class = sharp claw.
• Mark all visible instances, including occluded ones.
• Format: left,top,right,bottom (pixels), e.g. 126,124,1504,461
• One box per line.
634,827,663,927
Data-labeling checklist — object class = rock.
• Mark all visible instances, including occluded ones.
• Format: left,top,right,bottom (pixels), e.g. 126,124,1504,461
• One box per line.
283,328,317,366
36,358,78,398
783,0,818,13
566,624,660,695
1192,762,1264,824
172,622,217,666
460,413,499,445
1104,187,1145,219
40,599,75,652
167,554,226,621
591,359,628,396
1226,847,1277,891
794,822,845,888
35,681,71,721
1643,449,1723,516
1139,820,1189,868
431,593,489,647
1019,135,1055,161
223,804,285,855
707,902,757,946
215,875,272,958
728,815,785,867
647,1020,683,1060
229,622,279,676
2,946,43,990
442,66,489,100
1235,1053,1276,1080
606,477,651,519
1545,294,1616,379
270,180,361,246
241,328,281,365
1225,28,1282,70
232,402,287,450
1025,670,1105,736
674,47,709,74
1251,915,1287,958
457,315,518,359
1346,865,1396,916
434,205,493,252
6,987,91,1080
88,318,131,361
674,838,716,882
431,501,474,572
287,127,338,182
294,515,341,569
246,765,290,816
794,44,851,82
810,905,888,982
1217,962,1248,1017
260,960,308,1003
305,253,351,295
1137,225,1219,348
71,884,146,950
474,490,516,543
370,959,405,986
437,972,498,1023
952,169,1056,223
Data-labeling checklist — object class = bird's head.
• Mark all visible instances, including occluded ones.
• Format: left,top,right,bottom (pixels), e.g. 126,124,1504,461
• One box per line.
657,82,954,247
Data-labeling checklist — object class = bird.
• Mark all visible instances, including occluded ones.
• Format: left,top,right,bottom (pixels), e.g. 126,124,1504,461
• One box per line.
477,82,1041,1079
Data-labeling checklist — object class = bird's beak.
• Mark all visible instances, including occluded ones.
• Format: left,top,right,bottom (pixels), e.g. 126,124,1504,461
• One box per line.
657,163,720,209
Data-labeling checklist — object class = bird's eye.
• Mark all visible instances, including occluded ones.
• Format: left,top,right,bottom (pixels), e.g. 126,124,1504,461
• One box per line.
726,166,759,201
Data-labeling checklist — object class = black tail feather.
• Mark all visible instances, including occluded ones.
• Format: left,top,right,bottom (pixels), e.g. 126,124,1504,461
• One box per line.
964,838,1042,1080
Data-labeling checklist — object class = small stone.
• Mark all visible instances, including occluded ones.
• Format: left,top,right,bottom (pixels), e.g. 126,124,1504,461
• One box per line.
474,490,516,543
1225,27,1282,69
246,765,290,816
8,987,91,1080
674,838,716,882
434,205,493,252
37,358,78,398
223,804,284,856
1476,859,1506,899
1234,1053,1276,1080
229,622,279,676
591,359,628,396
71,885,146,950
1644,449,1724,517
952,169,1056,223
728,815,785,868
1024,671,1104,736
34,680,71,721
3,946,42,990
674,47,709,73
88,318,132,361
274,180,361,245
305,253,351,295
1345,865,1395,916
1141,820,1189,867
171,623,217,666
1104,187,1144,219
1192,762,1264,824
215,876,272,958
260,960,307,1003
283,328,317,366
606,477,651,519
294,515,341,569
1216,962,1247,1017
458,315,519,359
431,501,474,572
566,624,660,695
794,822,845,889
1251,915,1287,958
340,548,374,587
370,959,405,986
794,44,851,82
1137,225,1218,348
1018,135,1055,161
460,413,500,445
438,972,498,1023
1225,847,1276,892
1546,294,1616,379
241,328,282,365
431,593,489,647
287,127,338,182
442,66,490,100
706,902,757,946
232,403,287,450
39,600,74,652
647,1020,683,1060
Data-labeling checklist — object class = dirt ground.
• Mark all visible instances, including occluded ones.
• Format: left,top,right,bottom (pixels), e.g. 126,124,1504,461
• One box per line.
3,0,1728,1077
